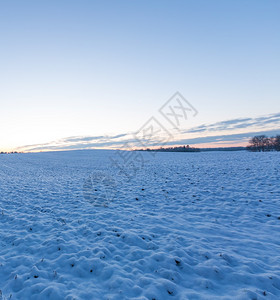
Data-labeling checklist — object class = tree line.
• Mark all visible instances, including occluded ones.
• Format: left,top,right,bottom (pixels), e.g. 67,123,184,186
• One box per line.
247,135,280,152
139,145,200,152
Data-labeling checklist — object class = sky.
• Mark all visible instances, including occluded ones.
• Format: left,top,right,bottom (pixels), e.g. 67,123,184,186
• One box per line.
0,0,279,152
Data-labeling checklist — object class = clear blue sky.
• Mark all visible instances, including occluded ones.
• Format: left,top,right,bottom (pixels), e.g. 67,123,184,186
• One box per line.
0,0,279,151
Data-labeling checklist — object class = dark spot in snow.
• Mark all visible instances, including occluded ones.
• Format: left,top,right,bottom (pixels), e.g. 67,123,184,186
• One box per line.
175,259,181,266
90,269,93,273
136,198,139,201
267,214,271,217
259,200,262,202
97,232,101,236
29,228,32,231
141,188,145,191
71,264,74,267
34,275,39,278
58,247,61,251
263,291,267,296
116,233,120,237
278,217,280,220
167,290,173,295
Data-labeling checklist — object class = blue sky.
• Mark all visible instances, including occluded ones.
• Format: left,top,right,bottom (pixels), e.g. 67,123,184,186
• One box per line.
0,0,279,151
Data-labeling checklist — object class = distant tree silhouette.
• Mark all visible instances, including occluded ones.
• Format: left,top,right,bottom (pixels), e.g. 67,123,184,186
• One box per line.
247,135,280,152
247,135,266,151
275,135,280,151
140,145,200,152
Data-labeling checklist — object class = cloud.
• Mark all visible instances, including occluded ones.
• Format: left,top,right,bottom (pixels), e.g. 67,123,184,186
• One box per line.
18,112,280,152
184,112,280,134
63,136,106,143
169,129,280,146
62,133,128,143
18,133,135,152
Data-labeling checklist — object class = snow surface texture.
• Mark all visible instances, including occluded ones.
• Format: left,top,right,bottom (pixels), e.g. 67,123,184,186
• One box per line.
0,150,280,300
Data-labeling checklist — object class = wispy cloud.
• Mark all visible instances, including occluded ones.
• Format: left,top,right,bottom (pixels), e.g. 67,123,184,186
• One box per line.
62,133,128,143
184,113,280,135
170,129,280,146
18,133,136,152
18,112,280,152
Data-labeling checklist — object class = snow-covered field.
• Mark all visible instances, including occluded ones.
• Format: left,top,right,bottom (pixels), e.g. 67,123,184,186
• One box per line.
0,150,280,299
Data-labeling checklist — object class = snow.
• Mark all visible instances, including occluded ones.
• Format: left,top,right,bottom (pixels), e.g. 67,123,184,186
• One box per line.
0,150,280,299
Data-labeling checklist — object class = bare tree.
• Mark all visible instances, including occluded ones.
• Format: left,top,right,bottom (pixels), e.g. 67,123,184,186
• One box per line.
274,135,280,151
248,135,266,151
247,135,280,152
